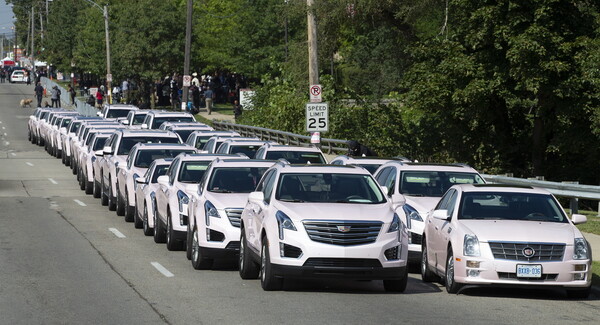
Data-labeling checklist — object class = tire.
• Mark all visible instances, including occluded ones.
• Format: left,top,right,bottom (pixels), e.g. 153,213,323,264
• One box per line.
79,169,86,190
108,178,116,211
134,202,143,229
71,160,77,174
153,204,166,243
260,238,283,291
383,266,408,292
239,230,260,279
116,184,125,216
421,241,437,282
566,286,591,299
445,249,462,294
124,191,134,222
166,211,184,251
85,180,93,195
100,177,109,206
143,202,153,236
191,227,213,270
186,223,193,260
93,179,101,198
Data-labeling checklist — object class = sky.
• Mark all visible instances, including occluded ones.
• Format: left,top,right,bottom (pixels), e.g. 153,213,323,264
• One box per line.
0,0,14,36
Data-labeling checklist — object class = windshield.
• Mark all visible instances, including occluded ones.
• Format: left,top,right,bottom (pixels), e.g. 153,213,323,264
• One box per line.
92,137,109,151
134,149,195,168
276,173,386,204
178,161,211,183
151,116,194,129
265,151,325,164
60,118,72,128
459,192,568,223
69,121,82,133
229,145,262,158
208,167,268,193
117,137,180,155
400,171,485,197
174,130,195,143
106,109,131,118
151,165,170,183
133,114,146,125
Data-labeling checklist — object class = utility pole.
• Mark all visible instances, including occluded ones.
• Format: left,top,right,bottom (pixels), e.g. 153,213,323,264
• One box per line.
182,0,193,111
103,5,112,104
307,0,319,86
39,12,44,48
31,6,35,69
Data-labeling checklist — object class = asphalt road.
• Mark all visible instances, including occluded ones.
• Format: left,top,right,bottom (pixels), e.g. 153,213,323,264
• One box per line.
1,82,599,325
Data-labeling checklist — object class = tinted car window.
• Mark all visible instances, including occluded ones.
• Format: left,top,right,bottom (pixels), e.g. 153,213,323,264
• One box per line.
400,171,485,197
106,110,131,118
265,151,325,164
177,161,211,183
207,167,268,193
92,137,109,151
117,137,180,155
151,116,194,129
133,114,146,125
151,165,170,183
173,130,194,143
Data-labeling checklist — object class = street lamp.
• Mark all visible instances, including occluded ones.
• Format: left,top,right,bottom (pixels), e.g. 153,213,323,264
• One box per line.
81,0,112,104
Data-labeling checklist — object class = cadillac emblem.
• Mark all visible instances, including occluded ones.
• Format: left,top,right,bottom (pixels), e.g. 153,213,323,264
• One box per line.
337,225,351,233
522,247,535,258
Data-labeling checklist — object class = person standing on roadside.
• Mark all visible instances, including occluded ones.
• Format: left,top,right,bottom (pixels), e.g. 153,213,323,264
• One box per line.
204,87,214,115
50,86,61,108
121,79,129,103
0,69,6,83
25,70,31,85
68,85,77,107
34,82,44,107
233,100,243,121
96,89,104,108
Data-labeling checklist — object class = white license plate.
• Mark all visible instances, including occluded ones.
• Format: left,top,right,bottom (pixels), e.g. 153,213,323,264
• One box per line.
516,264,542,278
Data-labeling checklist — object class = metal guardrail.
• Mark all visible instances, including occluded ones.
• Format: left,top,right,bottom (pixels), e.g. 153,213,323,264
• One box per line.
482,175,600,201
212,121,348,154
40,77,97,116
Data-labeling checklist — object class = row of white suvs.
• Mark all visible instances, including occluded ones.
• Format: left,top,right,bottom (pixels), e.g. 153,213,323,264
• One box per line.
26,104,593,297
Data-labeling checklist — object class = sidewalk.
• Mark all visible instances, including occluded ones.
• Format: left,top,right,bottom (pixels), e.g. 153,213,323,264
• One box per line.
583,232,600,261
195,107,235,122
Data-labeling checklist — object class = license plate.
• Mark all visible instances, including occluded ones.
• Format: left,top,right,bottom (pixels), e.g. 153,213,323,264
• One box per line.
516,264,542,278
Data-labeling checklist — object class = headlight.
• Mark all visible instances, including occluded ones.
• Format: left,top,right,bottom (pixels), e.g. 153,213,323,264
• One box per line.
402,204,422,229
204,200,219,226
573,238,589,260
388,213,401,233
177,190,189,211
463,234,480,257
275,211,296,240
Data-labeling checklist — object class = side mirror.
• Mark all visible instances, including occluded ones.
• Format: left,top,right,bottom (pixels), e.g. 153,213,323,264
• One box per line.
135,176,147,185
120,119,129,125
390,193,406,209
95,150,104,157
29,115,35,120
96,112,102,117
380,186,389,196
52,125,58,130
157,175,169,186
141,123,148,129
248,191,265,214
571,214,587,225
432,209,450,221
103,146,113,155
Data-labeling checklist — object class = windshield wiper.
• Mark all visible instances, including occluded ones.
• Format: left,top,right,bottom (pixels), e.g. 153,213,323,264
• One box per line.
279,198,305,202
210,189,232,193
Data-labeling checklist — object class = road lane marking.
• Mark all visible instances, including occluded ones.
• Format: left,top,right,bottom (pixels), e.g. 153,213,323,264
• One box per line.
151,262,174,278
4,141,9,145
2,126,5,129
109,228,126,238
25,162,34,166
10,153,16,156
48,178,58,184
3,133,6,136
73,199,87,206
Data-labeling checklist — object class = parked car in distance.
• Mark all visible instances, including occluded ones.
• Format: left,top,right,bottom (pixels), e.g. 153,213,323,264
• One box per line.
140,111,195,129
254,144,327,164
187,159,275,267
134,158,174,234
120,110,150,129
239,163,409,292
185,130,240,151
202,136,258,154
330,155,411,174
374,162,485,263
421,184,592,298
97,104,139,120
10,69,26,83
215,139,275,158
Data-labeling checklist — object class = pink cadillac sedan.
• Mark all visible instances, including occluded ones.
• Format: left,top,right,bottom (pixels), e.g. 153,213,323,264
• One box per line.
421,184,592,298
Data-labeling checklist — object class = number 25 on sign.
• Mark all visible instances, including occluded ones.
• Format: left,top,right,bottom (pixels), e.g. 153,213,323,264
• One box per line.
306,102,328,132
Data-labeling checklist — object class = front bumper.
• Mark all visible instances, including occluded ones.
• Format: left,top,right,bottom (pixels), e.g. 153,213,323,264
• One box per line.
270,263,407,280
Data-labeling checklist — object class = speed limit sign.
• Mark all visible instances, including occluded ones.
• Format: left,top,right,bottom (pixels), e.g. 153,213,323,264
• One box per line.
306,102,328,132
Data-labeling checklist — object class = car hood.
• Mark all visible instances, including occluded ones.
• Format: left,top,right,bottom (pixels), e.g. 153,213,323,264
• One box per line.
406,196,441,214
279,202,392,223
205,192,249,209
460,220,579,244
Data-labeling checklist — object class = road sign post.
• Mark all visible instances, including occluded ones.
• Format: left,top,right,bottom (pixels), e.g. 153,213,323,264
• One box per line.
306,102,328,133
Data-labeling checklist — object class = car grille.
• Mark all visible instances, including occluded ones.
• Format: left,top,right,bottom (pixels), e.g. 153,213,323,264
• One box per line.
303,258,382,268
303,221,382,246
488,242,565,262
497,272,558,281
225,208,243,228
410,232,422,245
